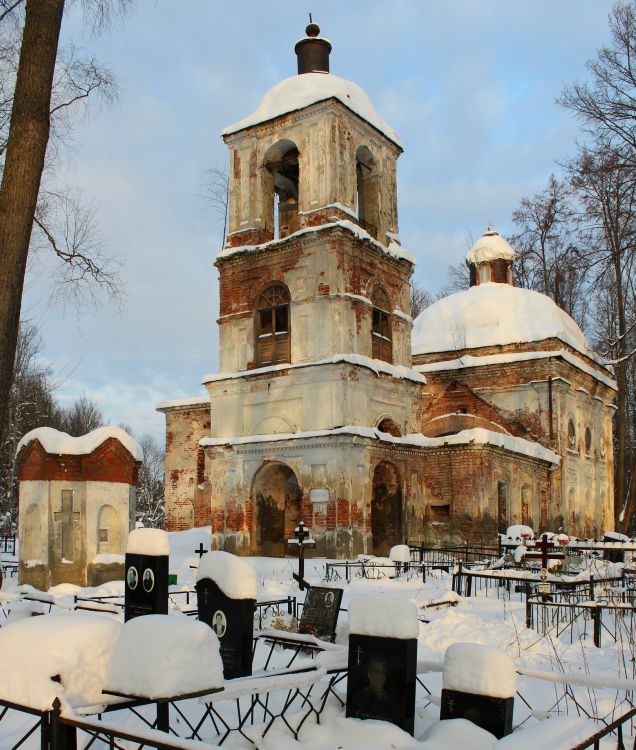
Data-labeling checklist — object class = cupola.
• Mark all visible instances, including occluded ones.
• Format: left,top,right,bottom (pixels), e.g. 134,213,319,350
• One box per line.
466,226,516,287
294,18,332,74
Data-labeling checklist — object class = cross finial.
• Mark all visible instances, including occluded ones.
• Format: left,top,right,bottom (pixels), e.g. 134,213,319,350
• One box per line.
309,12,312,23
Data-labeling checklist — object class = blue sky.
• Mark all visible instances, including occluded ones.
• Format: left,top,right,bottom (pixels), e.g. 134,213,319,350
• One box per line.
21,0,615,442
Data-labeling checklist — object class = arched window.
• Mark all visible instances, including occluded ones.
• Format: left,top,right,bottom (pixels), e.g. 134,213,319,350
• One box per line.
377,417,401,437
263,140,299,240
567,419,576,449
255,283,290,366
585,426,592,455
356,146,379,238
478,264,491,284
371,286,392,363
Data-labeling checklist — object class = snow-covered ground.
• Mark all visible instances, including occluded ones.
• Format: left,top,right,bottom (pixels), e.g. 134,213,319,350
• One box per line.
0,527,634,748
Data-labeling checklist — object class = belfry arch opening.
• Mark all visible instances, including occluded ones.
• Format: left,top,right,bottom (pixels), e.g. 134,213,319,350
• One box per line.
251,462,303,557
371,461,402,556
263,139,300,239
356,146,379,238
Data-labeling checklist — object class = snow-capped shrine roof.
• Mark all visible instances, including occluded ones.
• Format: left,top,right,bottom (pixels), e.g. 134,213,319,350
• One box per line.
222,72,402,148
466,228,515,265
412,283,599,364
16,426,143,461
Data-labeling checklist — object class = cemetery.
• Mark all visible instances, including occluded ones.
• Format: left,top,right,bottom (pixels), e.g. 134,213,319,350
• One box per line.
0,524,636,748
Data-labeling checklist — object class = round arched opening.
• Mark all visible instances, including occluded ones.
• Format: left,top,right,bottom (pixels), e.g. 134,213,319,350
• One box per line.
371,461,402,556
251,462,303,557
376,417,401,438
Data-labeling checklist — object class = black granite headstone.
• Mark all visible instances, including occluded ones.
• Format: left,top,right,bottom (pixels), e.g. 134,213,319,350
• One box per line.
196,578,254,679
124,552,169,622
440,688,514,739
603,537,625,563
299,586,343,642
346,634,416,735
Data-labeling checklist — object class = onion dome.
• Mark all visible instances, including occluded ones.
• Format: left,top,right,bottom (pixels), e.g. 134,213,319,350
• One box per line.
466,226,516,286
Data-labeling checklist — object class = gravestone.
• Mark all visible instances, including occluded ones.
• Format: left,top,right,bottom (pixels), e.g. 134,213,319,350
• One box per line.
440,643,515,739
298,585,343,641
346,595,417,734
124,528,169,622
196,551,257,679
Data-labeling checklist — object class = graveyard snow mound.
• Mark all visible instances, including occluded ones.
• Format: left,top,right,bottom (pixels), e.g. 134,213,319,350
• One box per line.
0,612,122,711
105,615,223,699
443,643,517,699
196,550,257,600
389,544,411,563
420,718,496,750
349,595,418,639
127,528,170,556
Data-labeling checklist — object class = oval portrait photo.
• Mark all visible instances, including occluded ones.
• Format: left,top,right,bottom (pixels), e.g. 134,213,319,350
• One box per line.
212,610,227,638
142,567,155,593
127,566,138,590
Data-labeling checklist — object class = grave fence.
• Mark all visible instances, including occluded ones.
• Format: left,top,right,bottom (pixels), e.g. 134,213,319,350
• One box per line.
407,540,501,566
0,534,15,555
323,560,426,584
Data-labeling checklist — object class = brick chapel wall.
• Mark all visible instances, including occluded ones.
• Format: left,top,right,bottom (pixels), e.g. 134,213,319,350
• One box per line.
162,404,212,531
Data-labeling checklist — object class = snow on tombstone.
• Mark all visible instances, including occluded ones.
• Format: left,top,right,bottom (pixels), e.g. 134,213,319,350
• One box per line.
0,613,122,712
441,642,516,739
195,551,257,678
125,528,170,622
346,594,418,735
105,615,224,699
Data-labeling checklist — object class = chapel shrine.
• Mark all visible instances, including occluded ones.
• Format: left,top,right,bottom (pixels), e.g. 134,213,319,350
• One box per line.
158,24,616,557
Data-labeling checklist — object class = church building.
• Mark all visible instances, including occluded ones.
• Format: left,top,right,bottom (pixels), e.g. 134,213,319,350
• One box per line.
158,25,616,557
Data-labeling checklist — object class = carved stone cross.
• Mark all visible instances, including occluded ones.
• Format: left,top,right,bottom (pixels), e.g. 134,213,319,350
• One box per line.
53,491,80,560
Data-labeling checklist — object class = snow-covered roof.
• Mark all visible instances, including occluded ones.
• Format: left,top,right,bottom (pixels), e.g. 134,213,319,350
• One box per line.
412,283,596,362
222,72,401,148
16,426,143,462
466,228,515,265
414,350,617,391
203,353,425,386
156,395,210,412
218,220,415,264
200,425,560,466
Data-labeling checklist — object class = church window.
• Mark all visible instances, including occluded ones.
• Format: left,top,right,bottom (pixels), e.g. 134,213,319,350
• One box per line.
377,417,401,437
356,146,379,239
263,140,299,240
585,427,592,455
567,419,576,449
371,286,392,363
478,264,491,284
255,283,291,366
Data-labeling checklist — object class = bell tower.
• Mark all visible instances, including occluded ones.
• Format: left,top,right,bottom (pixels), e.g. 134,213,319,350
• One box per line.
215,23,415,374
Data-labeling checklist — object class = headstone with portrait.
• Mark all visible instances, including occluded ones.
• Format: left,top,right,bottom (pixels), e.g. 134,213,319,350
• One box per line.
345,595,417,735
440,643,515,739
195,551,257,679
124,528,170,622
298,585,343,642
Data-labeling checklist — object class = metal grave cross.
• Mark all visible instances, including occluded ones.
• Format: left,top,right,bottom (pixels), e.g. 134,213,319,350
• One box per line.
195,543,208,559
535,533,556,573
53,491,80,559
288,520,315,591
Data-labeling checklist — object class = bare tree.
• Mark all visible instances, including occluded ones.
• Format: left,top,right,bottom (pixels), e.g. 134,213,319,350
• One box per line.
56,392,103,436
410,281,434,319
136,434,164,528
559,2,636,155
438,261,470,298
0,0,130,478
201,166,229,246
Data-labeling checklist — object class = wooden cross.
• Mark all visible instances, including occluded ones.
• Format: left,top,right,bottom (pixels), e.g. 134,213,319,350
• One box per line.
195,543,208,559
288,521,315,591
53,492,80,559
535,533,555,571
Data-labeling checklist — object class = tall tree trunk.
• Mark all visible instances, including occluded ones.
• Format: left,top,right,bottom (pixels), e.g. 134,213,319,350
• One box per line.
614,256,629,530
0,0,65,450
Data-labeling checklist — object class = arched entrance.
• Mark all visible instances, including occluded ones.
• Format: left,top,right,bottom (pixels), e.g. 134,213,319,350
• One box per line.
371,461,402,556
252,462,303,556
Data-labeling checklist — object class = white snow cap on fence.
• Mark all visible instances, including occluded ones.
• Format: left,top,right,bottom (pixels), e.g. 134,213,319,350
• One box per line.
349,595,418,639
505,525,534,540
105,615,224,699
127,528,170,557
389,544,411,563
0,613,122,711
443,643,517,699
196,550,257,600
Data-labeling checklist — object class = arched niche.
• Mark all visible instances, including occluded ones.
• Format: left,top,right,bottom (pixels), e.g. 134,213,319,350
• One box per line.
356,145,379,237
497,480,507,534
371,461,402,556
376,416,401,437
263,139,300,239
251,462,303,557
97,504,121,554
